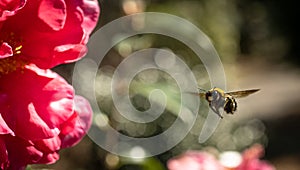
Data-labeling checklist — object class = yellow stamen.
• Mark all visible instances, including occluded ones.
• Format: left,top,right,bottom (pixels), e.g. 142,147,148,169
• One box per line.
14,45,23,55
15,45,22,51
1,32,23,56
0,32,25,76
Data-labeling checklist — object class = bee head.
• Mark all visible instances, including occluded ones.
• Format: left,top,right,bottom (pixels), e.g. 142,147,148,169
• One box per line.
206,90,219,102
206,91,212,102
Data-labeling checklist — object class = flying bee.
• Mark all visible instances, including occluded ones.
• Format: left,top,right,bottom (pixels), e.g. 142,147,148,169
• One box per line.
191,87,260,118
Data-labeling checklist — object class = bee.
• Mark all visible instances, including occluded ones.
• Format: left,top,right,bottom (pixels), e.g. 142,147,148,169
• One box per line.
191,87,260,118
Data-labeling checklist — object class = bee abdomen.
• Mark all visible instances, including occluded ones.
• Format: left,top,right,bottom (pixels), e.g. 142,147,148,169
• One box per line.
224,97,237,114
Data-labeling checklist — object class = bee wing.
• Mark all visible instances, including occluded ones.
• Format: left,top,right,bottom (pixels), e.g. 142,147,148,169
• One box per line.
226,89,260,98
186,92,206,98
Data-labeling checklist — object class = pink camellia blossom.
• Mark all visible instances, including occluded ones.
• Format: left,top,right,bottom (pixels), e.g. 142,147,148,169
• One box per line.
0,0,99,68
237,144,276,170
167,151,224,170
0,0,99,169
167,144,276,170
0,64,93,169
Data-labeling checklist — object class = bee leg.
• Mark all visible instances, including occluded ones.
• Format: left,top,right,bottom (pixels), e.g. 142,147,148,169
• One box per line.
209,105,223,119
218,113,224,119
218,114,224,119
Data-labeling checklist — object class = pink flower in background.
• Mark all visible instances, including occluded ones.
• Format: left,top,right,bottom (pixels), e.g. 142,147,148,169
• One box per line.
167,151,224,170
0,64,93,169
167,145,275,170
0,0,99,68
237,144,275,170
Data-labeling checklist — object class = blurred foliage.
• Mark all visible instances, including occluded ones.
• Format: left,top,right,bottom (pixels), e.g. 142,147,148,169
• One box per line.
43,0,300,169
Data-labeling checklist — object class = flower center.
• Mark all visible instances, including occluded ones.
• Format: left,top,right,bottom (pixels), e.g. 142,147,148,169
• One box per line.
0,32,23,55
0,32,27,75
0,56,27,75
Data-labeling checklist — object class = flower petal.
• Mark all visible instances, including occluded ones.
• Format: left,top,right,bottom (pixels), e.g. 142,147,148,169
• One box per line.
77,0,100,35
51,44,87,67
0,64,74,140
0,0,99,69
36,151,59,164
34,137,61,153
4,135,43,169
61,95,92,148
38,0,66,31
0,137,8,170
167,151,224,170
0,114,14,135
0,0,26,21
237,144,276,170
0,42,13,59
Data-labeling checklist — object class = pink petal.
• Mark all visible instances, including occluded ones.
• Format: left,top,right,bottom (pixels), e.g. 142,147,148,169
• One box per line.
38,0,66,31
0,0,26,21
19,0,97,69
0,0,99,68
168,151,224,170
60,112,77,135
21,103,61,140
0,64,74,140
242,144,264,160
77,0,100,35
34,137,62,153
0,138,8,170
237,144,276,170
36,151,59,164
4,135,43,169
51,44,87,66
61,95,92,148
0,42,13,59
168,157,202,170
20,15,85,68
0,114,14,135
